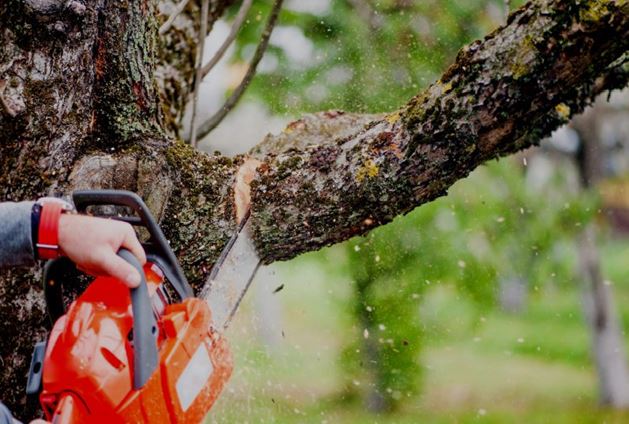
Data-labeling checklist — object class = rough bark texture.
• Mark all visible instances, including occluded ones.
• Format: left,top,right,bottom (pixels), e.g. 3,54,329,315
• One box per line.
0,0,628,416
0,0,240,415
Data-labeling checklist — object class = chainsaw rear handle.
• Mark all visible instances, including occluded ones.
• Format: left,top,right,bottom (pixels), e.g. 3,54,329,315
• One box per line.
72,190,193,300
119,248,159,390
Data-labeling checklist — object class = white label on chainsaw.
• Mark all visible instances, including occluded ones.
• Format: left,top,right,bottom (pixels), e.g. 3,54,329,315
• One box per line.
176,343,213,412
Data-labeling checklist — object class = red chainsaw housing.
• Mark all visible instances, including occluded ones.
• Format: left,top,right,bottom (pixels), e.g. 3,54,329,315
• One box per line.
40,263,233,423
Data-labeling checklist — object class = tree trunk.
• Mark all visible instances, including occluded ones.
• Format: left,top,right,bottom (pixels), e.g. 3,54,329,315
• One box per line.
0,0,628,416
573,104,629,408
356,280,391,414
578,225,629,407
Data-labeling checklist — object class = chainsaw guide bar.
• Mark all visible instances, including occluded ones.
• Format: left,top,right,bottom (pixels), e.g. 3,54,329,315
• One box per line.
201,212,262,331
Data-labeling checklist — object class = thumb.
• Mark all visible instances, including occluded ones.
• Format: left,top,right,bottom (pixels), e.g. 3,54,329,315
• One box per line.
100,250,142,288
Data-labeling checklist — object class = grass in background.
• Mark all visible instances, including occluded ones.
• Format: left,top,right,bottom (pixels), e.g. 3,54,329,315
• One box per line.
209,241,629,423
208,239,629,423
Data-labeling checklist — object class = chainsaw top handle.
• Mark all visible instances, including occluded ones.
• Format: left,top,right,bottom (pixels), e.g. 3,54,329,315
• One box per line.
72,189,193,300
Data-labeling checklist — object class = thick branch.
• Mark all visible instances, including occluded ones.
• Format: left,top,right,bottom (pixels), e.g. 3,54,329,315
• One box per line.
249,0,629,263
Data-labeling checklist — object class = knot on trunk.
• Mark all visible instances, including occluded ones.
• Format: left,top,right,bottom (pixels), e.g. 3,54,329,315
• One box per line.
23,0,85,17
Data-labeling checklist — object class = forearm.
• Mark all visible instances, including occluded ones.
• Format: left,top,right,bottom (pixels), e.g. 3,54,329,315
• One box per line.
0,201,35,267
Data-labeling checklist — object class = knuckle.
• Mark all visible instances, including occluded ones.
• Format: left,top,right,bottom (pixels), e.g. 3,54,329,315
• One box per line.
86,249,101,264
124,223,136,237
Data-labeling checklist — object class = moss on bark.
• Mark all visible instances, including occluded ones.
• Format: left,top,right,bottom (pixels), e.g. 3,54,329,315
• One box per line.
162,141,240,290
93,0,164,146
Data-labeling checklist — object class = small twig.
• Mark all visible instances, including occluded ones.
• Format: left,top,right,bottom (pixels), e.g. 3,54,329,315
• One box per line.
193,0,284,144
159,0,192,35
188,0,210,147
504,0,511,23
201,0,254,79
347,0,381,30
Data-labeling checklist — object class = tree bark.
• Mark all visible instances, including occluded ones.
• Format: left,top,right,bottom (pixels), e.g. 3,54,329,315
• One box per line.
0,0,628,415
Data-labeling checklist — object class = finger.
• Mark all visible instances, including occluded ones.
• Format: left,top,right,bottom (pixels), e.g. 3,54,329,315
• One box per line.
99,249,142,288
76,264,91,275
120,225,147,265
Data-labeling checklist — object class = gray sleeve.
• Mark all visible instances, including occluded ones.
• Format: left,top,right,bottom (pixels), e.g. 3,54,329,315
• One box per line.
0,201,35,268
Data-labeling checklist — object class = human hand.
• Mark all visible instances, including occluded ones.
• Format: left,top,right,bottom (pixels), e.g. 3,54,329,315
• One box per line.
57,214,146,287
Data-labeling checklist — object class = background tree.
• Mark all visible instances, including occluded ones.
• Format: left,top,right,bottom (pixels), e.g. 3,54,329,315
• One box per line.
0,0,628,418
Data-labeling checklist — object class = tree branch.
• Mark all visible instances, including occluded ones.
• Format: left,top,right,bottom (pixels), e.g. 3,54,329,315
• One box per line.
188,0,211,147
159,0,192,35
1,0,629,415
192,0,284,143
248,0,629,263
201,0,254,79
157,0,237,137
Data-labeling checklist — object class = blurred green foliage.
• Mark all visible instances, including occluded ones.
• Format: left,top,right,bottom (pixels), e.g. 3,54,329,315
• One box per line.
225,0,595,413
232,0,525,114
212,253,629,422
323,157,595,409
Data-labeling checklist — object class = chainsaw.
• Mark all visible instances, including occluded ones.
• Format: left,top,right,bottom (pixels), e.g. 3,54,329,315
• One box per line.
25,190,261,423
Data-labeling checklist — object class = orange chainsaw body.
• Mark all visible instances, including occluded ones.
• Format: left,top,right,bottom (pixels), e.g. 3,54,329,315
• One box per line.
40,263,233,423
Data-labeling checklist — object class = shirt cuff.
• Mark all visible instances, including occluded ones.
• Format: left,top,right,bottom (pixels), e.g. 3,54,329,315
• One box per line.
0,201,36,267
